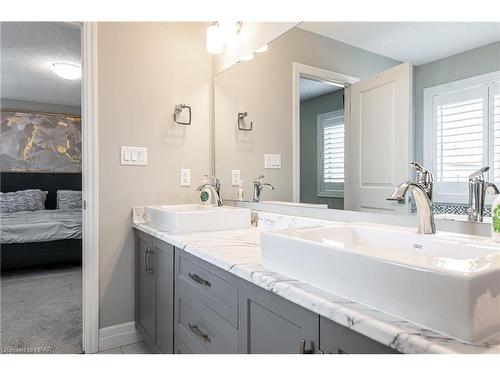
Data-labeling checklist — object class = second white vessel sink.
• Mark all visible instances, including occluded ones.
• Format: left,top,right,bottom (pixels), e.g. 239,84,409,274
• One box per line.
145,204,251,234
261,223,500,343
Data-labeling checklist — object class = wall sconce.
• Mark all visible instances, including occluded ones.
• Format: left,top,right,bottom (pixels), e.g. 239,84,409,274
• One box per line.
206,21,243,54
206,22,223,54
238,112,253,131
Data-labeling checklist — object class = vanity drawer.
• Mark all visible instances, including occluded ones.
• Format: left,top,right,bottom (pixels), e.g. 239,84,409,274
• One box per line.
319,317,399,354
174,284,238,354
175,250,238,327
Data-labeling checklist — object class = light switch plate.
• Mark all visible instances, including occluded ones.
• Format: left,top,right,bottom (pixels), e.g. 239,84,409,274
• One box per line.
121,146,147,166
231,170,241,186
180,169,191,186
264,153,281,169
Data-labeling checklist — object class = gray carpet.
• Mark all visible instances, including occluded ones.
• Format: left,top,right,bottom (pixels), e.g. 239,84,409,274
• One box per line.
0,266,82,354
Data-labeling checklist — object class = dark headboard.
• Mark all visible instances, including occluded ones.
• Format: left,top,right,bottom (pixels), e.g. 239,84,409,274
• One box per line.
0,172,82,209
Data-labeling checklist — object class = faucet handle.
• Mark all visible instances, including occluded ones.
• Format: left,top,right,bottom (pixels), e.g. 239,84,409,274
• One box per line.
410,162,434,184
203,175,220,187
468,166,490,181
254,175,265,183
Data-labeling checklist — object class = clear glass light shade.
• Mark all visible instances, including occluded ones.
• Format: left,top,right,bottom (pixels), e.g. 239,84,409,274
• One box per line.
206,24,223,54
49,62,81,80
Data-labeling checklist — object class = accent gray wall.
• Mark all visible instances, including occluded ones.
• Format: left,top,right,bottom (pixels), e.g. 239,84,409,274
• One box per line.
413,41,500,164
300,90,344,209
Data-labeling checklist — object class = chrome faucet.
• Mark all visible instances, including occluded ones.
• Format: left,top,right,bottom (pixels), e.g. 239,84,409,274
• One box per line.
252,175,275,202
467,166,499,222
197,175,223,207
387,162,436,234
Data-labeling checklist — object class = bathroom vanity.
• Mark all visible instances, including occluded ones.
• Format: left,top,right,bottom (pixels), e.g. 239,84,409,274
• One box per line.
135,228,397,354
133,208,500,354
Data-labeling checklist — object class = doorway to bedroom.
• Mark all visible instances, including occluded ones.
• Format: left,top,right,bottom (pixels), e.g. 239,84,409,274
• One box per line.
0,22,83,354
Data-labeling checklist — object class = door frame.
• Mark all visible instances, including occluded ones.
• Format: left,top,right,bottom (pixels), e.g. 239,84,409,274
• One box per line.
292,62,359,203
82,22,99,354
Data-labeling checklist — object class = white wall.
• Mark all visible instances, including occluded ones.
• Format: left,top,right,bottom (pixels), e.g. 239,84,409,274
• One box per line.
97,22,212,329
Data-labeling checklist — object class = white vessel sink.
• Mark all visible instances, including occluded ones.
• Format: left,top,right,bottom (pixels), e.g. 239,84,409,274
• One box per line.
261,223,500,342
145,204,251,234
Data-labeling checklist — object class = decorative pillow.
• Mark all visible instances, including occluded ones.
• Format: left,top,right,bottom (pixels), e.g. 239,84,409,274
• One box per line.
0,189,48,213
57,190,82,209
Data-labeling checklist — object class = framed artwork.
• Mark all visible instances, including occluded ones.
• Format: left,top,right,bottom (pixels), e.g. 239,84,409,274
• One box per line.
0,110,82,173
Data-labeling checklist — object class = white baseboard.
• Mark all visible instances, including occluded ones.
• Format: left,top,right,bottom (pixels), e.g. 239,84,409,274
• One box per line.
98,321,143,352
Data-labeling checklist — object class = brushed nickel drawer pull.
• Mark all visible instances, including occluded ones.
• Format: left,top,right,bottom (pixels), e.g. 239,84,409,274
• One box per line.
188,323,211,343
188,273,211,287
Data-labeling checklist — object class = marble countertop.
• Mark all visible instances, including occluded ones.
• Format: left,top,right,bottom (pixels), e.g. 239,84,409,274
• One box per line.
132,209,500,354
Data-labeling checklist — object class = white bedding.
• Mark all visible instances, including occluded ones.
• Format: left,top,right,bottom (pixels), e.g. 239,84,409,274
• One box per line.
0,209,82,244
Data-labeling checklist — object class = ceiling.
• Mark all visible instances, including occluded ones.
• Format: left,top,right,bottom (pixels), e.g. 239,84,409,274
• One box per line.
299,22,500,66
300,77,343,102
1,22,81,107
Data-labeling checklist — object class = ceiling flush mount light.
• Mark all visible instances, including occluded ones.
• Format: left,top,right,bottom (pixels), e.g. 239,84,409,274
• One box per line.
206,22,223,54
255,44,268,53
49,62,81,80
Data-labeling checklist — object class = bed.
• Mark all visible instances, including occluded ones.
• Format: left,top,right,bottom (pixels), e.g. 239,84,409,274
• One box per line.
1,172,82,271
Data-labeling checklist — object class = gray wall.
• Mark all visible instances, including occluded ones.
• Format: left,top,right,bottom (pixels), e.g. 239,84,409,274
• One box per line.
414,41,500,164
1,98,81,116
98,22,212,329
215,27,400,202
300,90,344,209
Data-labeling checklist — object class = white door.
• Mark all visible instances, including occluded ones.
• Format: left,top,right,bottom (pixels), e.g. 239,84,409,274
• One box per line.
345,62,413,213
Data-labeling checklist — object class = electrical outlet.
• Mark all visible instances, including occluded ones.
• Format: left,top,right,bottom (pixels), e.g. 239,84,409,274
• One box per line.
231,170,241,186
180,169,191,186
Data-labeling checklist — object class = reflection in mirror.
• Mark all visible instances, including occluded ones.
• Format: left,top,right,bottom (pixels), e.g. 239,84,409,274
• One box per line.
299,77,345,209
214,22,500,220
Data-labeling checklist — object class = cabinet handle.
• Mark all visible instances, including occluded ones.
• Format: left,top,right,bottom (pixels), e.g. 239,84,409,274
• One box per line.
188,323,211,343
147,249,154,275
299,339,314,354
144,244,150,273
188,273,211,287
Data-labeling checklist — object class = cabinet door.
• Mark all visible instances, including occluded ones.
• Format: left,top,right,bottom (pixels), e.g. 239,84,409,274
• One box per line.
319,317,399,354
135,231,154,347
150,240,174,354
238,280,319,354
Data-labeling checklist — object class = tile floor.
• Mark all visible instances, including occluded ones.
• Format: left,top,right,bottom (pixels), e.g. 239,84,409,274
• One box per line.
97,341,152,354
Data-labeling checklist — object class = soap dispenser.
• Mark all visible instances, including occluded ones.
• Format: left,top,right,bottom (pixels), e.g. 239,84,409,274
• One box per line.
491,194,500,242
237,180,244,201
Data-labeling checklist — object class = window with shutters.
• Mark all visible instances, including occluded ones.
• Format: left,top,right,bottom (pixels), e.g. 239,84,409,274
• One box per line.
317,110,344,197
423,71,500,204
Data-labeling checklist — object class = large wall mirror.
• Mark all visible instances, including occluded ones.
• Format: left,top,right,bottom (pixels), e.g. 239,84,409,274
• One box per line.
214,22,500,218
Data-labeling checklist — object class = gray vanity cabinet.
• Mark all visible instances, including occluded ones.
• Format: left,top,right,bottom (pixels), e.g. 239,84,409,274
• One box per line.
135,230,154,347
238,280,319,354
135,230,174,354
135,231,400,355
319,317,399,354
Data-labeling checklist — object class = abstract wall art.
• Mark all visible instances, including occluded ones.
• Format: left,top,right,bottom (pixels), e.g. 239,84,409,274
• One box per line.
0,110,82,173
